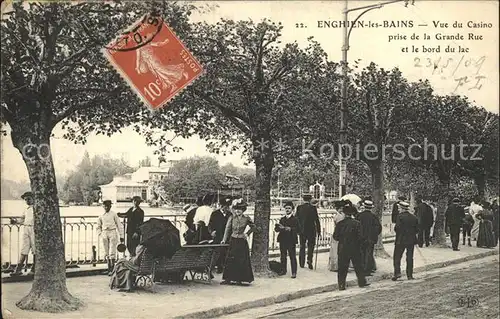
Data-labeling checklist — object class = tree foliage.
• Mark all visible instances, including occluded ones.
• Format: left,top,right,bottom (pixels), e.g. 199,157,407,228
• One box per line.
59,152,135,204
0,1,197,312
161,157,256,203
162,156,224,202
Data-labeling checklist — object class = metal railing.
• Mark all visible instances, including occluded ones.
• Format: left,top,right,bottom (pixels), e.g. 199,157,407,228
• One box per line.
1,212,395,270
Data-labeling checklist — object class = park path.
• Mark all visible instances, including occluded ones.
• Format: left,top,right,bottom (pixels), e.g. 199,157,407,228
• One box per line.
1,242,498,319
227,255,498,319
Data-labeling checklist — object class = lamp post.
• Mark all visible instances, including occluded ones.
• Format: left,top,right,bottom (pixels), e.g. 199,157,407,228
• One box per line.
338,0,414,199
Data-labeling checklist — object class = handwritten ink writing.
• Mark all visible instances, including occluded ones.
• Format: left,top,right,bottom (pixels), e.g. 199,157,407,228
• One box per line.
453,75,485,92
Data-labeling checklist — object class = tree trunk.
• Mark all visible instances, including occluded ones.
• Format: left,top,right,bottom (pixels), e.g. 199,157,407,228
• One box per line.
431,178,451,248
474,173,486,202
409,190,416,213
368,160,390,258
250,138,274,275
13,135,82,312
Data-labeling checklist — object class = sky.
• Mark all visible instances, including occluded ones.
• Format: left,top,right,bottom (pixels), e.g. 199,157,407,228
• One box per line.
1,0,498,183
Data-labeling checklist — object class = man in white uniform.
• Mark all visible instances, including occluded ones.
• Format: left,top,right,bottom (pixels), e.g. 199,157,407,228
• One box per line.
97,200,124,274
10,191,35,276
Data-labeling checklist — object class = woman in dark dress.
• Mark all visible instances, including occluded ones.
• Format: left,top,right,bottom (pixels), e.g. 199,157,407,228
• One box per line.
476,202,495,248
220,198,256,285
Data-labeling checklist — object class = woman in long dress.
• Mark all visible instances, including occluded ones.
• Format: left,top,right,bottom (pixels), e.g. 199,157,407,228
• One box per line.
220,198,256,285
328,204,346,272
476,202,496,248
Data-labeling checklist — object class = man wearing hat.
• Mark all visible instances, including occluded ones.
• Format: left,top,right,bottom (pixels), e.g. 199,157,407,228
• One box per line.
392,201,418,281
275,201,300,278
392,196,407,224
117,196,144,257
208,197,233,273
332,200,369,290
445,198,465,251
296,193,321,269
356,200,382,276
97,200,124,274
10,191,36,276
415,198,434,248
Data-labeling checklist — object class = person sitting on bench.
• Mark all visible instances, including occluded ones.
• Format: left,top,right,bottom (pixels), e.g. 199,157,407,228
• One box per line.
109,244,147,292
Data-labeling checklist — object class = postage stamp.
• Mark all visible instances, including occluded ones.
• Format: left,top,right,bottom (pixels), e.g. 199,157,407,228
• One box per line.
103,14,203,110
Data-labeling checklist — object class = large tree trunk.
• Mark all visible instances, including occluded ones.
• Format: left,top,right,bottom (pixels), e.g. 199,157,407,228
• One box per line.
250,138,274,275
368,160,390,258
432,177,451,248
474,173,486,202
409,190,416,212
12,132,82,312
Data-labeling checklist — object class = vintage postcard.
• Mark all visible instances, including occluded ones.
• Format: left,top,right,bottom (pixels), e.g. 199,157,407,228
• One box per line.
1,1,498,318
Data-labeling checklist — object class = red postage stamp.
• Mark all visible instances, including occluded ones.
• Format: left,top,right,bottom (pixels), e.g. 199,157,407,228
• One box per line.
103,14,203,110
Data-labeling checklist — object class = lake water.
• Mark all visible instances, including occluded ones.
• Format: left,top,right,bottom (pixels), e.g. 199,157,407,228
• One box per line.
1,200,186,218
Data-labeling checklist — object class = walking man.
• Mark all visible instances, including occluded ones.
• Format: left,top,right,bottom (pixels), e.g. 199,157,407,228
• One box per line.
356,200,382,276
392,201,418,281
392,196,406,224
118,196,144,257
10,191,35,276
296,193,321,269
208,197,232,273
445,198,465,251
415,198,434,247
97,200,124,275
333,201,370,290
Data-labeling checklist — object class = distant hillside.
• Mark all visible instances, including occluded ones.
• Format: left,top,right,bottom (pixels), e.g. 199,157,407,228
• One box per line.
1,179,30,200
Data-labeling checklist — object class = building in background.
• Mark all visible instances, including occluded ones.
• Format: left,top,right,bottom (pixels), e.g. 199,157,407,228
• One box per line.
100,161,174,203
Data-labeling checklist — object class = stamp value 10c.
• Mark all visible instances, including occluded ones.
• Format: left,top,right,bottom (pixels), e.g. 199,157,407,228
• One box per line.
103,14,203,110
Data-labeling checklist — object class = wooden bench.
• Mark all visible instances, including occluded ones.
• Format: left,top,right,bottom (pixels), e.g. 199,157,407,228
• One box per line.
154,244,228,284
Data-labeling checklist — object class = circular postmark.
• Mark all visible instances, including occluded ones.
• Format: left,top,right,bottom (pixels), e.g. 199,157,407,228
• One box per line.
105,14,163,52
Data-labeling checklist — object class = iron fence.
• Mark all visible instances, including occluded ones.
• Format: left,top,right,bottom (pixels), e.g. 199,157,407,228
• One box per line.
1,212,394,270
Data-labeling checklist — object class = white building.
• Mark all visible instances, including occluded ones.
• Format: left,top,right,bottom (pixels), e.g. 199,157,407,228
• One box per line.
100,162,174,203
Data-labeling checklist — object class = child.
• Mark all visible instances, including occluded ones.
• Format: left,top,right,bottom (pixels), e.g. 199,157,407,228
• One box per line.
275,201,299,278
462,207,474,246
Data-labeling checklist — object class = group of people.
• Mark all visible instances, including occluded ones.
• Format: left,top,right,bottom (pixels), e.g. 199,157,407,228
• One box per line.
8,188,499,294
328,199,381,290
181,192,323,282
389,195,499,283
272,193,321,278
181,195,256,285
96,196,145,275
391,195,499,251
466,196,499,248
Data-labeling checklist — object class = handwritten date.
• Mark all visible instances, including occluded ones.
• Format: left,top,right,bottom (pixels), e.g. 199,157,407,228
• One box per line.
414,55,487,92
414,55,486,76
